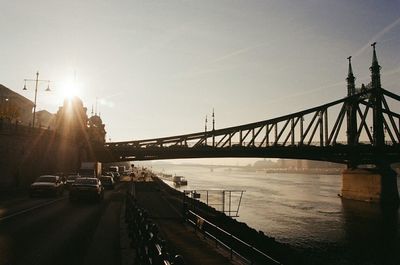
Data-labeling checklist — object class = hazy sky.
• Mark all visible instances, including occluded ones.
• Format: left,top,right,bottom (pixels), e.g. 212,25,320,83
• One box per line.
1,0,400,142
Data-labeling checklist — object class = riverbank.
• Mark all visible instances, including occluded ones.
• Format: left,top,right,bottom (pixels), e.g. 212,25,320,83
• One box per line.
155,177,302,264
128,168,304,265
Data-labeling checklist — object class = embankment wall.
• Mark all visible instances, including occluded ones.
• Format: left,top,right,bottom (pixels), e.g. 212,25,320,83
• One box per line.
0,125,82,188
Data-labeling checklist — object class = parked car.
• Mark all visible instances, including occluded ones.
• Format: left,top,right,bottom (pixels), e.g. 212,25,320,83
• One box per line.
99,176,115,190
69,177,104,202
30,175,64,197
66,174,79,190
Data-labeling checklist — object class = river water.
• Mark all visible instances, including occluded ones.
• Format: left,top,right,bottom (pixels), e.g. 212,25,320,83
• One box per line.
142,162,400,265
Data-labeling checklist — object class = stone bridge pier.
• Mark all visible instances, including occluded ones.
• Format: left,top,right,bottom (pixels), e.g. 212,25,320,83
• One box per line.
341,163,399,207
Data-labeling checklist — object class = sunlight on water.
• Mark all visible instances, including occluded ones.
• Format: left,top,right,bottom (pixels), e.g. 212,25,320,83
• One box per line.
152,164,346,245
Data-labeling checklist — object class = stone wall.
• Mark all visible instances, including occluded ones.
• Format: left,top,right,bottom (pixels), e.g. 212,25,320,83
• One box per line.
0,124,82,188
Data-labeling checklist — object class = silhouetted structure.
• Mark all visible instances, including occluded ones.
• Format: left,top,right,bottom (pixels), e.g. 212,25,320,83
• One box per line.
0,84,33,125
36,110,55,129
87,113,106,144
55,97,89,143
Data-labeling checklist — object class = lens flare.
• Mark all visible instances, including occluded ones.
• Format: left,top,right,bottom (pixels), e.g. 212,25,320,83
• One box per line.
59,80,82,100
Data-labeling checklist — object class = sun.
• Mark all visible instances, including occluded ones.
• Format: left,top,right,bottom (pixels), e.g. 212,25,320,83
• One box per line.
59,80,82,100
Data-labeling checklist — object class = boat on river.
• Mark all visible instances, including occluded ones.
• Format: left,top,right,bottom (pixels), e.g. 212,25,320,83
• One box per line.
172,175,188,186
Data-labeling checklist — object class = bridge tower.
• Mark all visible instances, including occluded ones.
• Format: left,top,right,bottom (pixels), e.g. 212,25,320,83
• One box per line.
370,42,385,147
341,44,399,207
346,56,358,148
212,108,215,146
205,115,208,146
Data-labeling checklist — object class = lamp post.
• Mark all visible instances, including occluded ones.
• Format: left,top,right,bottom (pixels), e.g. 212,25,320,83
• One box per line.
23,71,51,128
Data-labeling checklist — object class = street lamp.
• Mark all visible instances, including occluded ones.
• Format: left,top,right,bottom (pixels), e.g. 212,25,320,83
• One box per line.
23,71,51,128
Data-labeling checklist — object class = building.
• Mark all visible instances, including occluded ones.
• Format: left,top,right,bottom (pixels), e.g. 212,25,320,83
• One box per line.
55,97,89,143
87,114,106,144
36,110,56,129
0,84,34,125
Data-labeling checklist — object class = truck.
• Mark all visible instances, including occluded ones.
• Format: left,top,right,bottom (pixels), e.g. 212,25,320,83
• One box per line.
109,166,119,173
79,162,102,178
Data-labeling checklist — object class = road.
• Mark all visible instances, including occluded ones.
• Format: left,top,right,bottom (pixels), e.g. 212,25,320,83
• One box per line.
0,183,126,265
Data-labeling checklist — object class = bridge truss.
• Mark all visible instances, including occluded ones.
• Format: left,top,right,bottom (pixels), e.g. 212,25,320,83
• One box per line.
100,86,400,165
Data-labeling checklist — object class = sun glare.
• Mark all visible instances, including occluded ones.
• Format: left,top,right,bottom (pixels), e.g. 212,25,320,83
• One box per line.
59,80,82,100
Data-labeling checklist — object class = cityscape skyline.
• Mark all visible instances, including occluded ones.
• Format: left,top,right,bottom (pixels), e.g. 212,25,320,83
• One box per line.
1,1,400,143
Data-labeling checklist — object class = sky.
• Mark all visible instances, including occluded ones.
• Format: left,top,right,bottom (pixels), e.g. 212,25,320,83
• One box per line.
1,0,400,146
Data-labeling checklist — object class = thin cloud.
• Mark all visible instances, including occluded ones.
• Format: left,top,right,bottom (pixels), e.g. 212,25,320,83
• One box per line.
101,91,124,99
354,16,400,57
169,41,273,80
271,80,345,103
99,98,115,108
211,41,272,64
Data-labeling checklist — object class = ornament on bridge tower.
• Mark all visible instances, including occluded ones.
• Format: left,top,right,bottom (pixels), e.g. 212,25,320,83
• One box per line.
346,56,356,96
212,108,215,131
370,42,382,89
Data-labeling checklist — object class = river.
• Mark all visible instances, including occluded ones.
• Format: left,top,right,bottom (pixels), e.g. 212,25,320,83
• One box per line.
138,162,400,265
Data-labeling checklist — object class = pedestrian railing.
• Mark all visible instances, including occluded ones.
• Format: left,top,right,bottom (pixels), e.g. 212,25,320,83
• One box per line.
185,209,282,265
125,192,185,265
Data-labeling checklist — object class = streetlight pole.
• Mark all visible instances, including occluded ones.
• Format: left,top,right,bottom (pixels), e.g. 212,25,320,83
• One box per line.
23,71,51,128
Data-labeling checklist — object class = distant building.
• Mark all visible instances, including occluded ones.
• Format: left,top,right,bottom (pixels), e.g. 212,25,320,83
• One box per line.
0,84,34,125
36,110,56,129
54,96,107,145
87,114,106,144
55,97,89,143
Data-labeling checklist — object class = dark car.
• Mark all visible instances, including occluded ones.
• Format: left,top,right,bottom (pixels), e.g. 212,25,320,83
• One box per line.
66,175,79,190
99,176,115,190
30,175,64,197
69,177,104,202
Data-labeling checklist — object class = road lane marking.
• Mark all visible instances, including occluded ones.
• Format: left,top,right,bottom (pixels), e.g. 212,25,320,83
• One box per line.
0,197,66,222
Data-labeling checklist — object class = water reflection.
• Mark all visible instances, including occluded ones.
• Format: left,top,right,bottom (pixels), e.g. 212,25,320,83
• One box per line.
341,199,399,265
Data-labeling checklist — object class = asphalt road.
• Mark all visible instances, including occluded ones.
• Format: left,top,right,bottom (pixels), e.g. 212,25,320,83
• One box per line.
0,183,126,265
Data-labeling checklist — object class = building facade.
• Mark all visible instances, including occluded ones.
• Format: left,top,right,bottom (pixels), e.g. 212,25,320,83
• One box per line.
0,84,34,125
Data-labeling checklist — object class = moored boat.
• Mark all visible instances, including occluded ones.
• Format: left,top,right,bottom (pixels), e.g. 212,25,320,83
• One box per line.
172,175,188,186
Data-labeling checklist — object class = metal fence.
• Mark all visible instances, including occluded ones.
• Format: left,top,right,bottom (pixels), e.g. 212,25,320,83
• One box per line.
125,192,185,265
183,189,245,217
185,210,282,265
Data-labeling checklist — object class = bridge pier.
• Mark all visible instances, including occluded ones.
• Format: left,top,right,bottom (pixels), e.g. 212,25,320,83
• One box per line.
341,166,399,207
